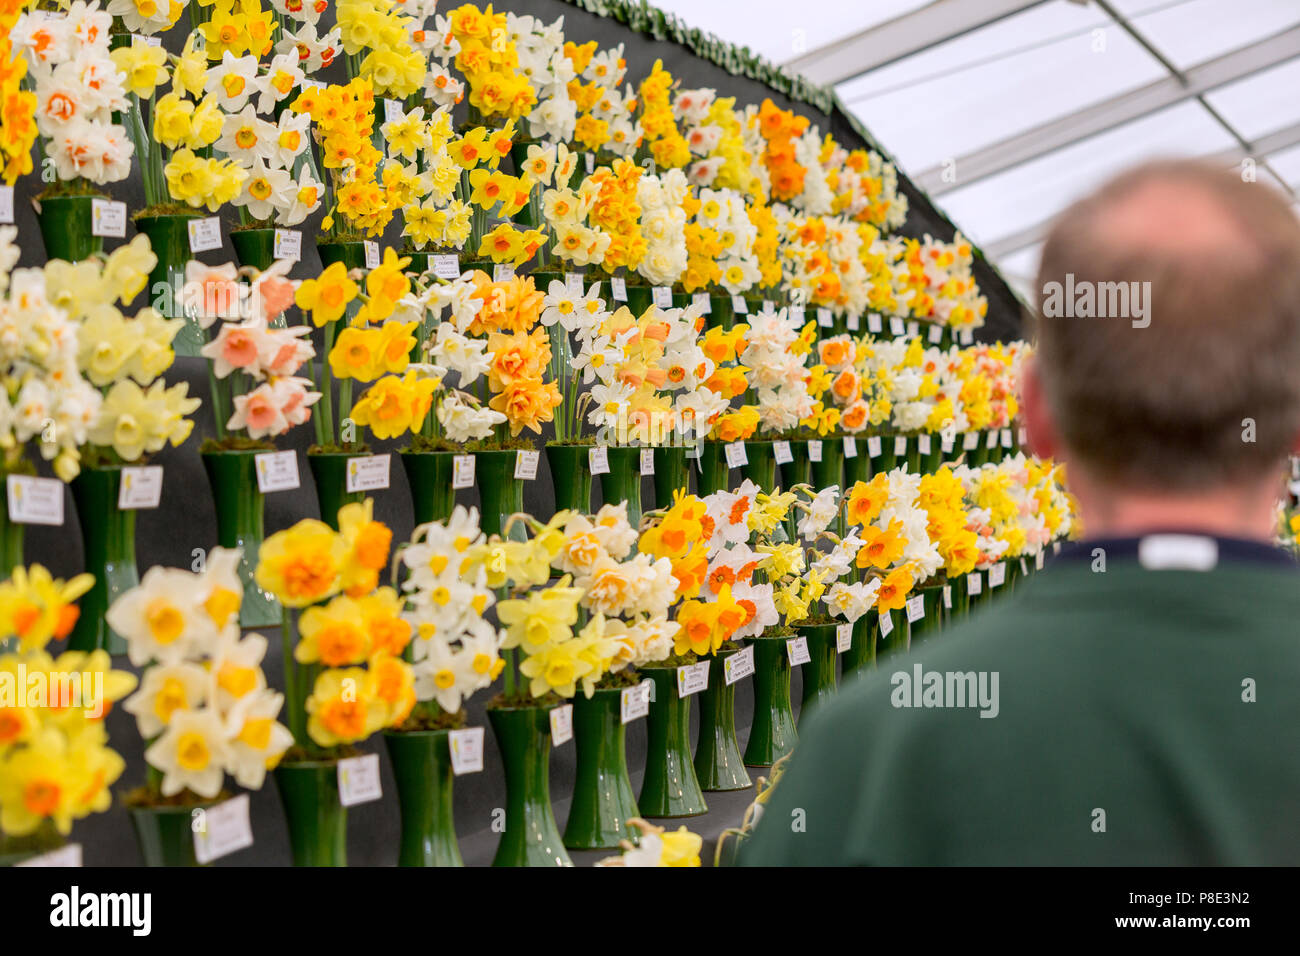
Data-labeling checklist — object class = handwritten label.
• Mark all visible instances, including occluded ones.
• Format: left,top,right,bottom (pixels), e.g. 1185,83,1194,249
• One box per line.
193,794,253,864
918,434,932,455
611,276,627,301
363,241,380,269
724,645,755,685
337,753,382,806
6,475,63,525
724,441,747,469
867,436,882,458
836,623,852,653
843,436,857,459
652,286,673,309
773,441,792,464
878,610,894,637
847,314,860,331
732,295,747,314
963,432,979,451
514,449,539,480
907,321,920,337
639,448,654,475
786,636,811,666
117,465,163,510
620,682,651,723
816,307,832,328
988,563,1006,588
889,317,905,337
0,186,15,223
255,450,300,493
808,439,823,463
187,216,221,253
90,198,126,238
905,594,925,623
384,98,404,124
676,661,709,697
943,585,952,609
273,228,301,261
452,454,475,489
692,292,712,314
588,445,609,475
894,435,907,456
867,313,883,333
493,263,515,282
564,271,584,295
927,324,943,344
448,727,485,775
549,704,573,745
1001,428,1012,448
346,454,390,492
967,571,983,596
986,430,999,450
433,254,459,279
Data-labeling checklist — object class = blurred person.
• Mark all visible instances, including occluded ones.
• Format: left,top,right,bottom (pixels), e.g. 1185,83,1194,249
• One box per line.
743,160,1300,865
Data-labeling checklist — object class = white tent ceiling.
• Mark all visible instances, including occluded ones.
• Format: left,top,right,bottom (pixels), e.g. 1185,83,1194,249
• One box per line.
651,0,1300,298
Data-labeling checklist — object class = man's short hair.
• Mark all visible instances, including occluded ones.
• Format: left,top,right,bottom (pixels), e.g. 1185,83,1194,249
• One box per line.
1032,159,1300,491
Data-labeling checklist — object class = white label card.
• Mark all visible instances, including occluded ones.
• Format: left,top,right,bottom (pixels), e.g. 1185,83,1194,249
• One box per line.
907,321,920,337
273,228,301,262
610,277,627,301
493,263,515,282
652,286,673,309
514,449,539,480
879,610,894,637
808,439,823,463
620,682,651,723
962,432,978,451
724,441,747,469
723,645,755,685
918,434,932,455
188,216,221,253
732,295,747,314
989,563,1006,588
564,272,584,295
346,454,390,492
867,435,882,458
90,198,126,238
363,240,380,269
693,292,712,314
676,661,709,698
1019,427,1028,446
6,475,63,526
786,636,811,666
452,454,475,489
384,98,404,124
817,307,832,328
588,445,609,475
889,317,905,337
117,465,163,510
193,794,253,864
843,436,857,458
15,844,81,867
639,448,654,476
255,450,300,493
337,753,382,806
967,571,983,595
1001,428,1012,448
1036,551,1045,570
0,186,16,223
943,585,952,609
847,314,860,331
773,440,792,464
584,152,595,172
790,305,805,324
549,704,574,745
894,435,907,456
905,594,925,623
927,324,943,344
986,430,999,449
433,254,459,279
836,623,852,653
449,727,485,775
1020,558,1029,575
867,313,882,333
941,432,955,453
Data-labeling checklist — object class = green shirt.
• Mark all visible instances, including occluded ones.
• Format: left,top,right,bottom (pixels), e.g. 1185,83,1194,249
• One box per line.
742,544,1300,865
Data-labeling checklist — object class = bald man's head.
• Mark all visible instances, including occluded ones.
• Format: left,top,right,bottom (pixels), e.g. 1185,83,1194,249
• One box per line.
1032,160,1300,491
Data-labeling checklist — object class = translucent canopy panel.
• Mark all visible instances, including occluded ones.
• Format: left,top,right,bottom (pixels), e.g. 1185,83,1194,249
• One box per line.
1267,143,1300,190
935,100,1236,253
836,0,1167,175
646,0,931,66
996,243,1044,302
1203,56,1300,142
1119,0,1300,69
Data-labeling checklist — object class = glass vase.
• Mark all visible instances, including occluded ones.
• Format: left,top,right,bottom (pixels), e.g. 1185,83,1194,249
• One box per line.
563,687,639,849
652,444,688,508
68,465,135,654
35,195,102,262
307,451,367,530
202,449,281,627
693,647,751,792
638,665,708,818
474,448,525,540
488,704,571,867
274,760,348,866
743,635,798,767
545,443,592,515
400,450,457,526
384,729,463,867
598,445,644,526
135,212,205,356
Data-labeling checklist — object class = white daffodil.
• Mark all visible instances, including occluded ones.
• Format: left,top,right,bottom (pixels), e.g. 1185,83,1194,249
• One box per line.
107,566,216,667
223,688,292,790
144,708,233,798
205,50,259,112
123,661,210,738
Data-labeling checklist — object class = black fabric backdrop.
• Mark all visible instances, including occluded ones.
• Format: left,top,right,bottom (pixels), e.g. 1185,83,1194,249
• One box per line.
8,0,1020,865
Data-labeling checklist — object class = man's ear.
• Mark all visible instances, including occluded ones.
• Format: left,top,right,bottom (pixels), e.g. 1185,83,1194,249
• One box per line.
1020,356,1059,462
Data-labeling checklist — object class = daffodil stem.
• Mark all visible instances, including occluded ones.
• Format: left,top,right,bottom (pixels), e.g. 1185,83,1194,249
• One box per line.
320,321,336,443
503,647,516,699
281,611,305,748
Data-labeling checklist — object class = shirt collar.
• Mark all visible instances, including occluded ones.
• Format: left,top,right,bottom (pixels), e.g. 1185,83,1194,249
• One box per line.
1053,532,1296,570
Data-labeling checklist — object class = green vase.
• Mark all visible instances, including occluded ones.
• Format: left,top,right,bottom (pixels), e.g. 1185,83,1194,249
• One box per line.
741,440,776,492
230,227,275,271
905,433,924,474
201,450,281,627
563,687,639,849
599,446,643,527
697,440,729,496
876,609,908,659
488,704,571,867
135,212,205,356
843,445,871,488
545,443,592,515
67,466,134,654
317,240,369,272
400,450,457,526
529,270,562,295
797,624,838,723
876,431,899,473
384,729,463,867
308,451,369,530
638,666,707,818
130,804,211,867
706,293,734,330
652,445,688,507
948,573,971,621
743,636,798,767
694,647,751,792
275,761,348,866
625,283,653,316
841,612,877,678
401,251,430,277
0,490,25,582
908,584,946,643
36,195,102,262
473,448,525,540
810,439,844,492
